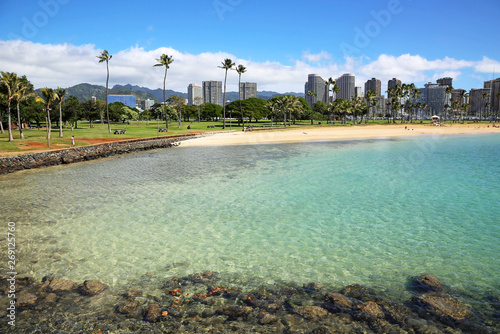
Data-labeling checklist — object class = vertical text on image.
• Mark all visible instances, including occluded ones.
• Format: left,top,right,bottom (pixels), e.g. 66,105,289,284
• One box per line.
7,221,17,327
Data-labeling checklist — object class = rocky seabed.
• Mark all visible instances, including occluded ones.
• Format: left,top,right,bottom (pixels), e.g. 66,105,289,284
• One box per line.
0,134,200,175
0,272,498,333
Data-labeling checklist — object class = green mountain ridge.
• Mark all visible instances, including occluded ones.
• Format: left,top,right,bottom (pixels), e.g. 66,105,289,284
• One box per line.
41,83,305,105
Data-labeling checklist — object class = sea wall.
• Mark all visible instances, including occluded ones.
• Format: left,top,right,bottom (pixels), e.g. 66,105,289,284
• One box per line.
0,133,200,175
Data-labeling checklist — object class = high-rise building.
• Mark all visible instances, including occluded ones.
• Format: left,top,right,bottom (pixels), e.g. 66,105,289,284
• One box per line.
355,86,362,97
188,83,203,106
108,95,136,108
140,98,155,110
239,82,257,100
202,81,223,106
437,77,453,87
364,78,382,97
387,78,401,99
423,82,449,115
305,74,328,107
484,77,500,118
470,88,491,118
336,73,355,101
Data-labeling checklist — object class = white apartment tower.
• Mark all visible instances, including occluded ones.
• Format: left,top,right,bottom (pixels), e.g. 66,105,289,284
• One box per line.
188,83,203,106
336,73,356,100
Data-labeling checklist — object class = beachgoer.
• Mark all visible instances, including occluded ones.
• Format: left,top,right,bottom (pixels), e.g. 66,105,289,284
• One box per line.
71,136,75,146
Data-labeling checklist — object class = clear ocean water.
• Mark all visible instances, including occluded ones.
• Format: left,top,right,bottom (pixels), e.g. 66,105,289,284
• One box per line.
2,133,499,307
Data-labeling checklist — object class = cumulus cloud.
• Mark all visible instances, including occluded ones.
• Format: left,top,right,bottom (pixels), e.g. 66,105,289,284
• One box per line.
0,40,497,94
302,51,332,64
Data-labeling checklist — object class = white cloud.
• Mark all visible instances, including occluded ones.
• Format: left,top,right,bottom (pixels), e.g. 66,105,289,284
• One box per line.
302,51,332,64
0,40,498,95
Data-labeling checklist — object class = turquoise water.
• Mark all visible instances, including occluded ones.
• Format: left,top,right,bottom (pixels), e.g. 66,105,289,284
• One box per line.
1,133,499,305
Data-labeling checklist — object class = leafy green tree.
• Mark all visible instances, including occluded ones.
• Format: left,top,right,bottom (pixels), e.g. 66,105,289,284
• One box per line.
218,58,235,129
167,95,185,128
201,103,222,120
63,95,80,130
312,101,327,125
154,54,174,131
97,49,113,133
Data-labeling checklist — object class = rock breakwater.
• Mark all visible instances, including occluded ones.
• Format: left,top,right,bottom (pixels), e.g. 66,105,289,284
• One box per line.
0,134,200,175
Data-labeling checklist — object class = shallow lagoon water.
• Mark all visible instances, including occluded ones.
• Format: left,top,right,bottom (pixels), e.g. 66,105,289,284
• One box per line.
1,133,499,308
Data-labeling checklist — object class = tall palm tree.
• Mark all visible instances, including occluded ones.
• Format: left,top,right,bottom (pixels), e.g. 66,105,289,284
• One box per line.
0,71,19,141
482,92,490,122
218,58,235,129
55,87,66,137
496,92,500,122
365,89,377,123
154,54,174,131
37,88,58,147
13,77,33,139
97,50,112,133
235,64,247,129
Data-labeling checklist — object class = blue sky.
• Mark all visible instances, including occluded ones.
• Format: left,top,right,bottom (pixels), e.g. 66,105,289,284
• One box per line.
1,0,499,94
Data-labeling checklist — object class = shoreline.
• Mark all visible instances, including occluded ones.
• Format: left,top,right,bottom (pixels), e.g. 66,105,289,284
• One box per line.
179,123,500,148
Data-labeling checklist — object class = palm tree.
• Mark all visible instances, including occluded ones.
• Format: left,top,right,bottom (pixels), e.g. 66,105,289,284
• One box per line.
496,92,500,122
13,77,34,139
37,88,58,147
235,64,247,129
0,71,19,141
218,58,235,129
387,84,402,123
482,92,490,122
154,54,174,131
411,87,422,123
55,87,66,137
365,89,377,123
97,50,112,133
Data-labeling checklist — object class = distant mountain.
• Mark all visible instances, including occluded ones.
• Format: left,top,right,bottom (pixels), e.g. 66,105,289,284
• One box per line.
61,83,304,103
63,83,159,102
114,84,187,101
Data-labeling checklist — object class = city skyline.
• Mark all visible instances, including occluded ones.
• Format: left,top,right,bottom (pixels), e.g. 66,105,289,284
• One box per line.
0,0,499,94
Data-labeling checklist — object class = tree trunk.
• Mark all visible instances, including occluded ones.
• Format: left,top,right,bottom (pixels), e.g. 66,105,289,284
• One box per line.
59,103,63,137
106,61,111,133
16,102,24,139
7,100,13,141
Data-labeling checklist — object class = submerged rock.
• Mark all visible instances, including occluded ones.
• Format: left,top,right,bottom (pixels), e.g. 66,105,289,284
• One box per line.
78,280,108,296
46,279,76,292
116,299,139,315
295,306,329,321
411,274,443,292
217,305,253,318
143,303,162,322
412,291,472,321
17,293,37,307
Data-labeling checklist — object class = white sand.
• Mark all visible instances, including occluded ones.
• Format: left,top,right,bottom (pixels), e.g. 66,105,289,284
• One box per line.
180,124,500,147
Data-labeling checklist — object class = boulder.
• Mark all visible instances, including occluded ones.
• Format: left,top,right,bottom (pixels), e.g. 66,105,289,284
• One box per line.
411,274,443,292
325,292,354,309
412,291,472,321
217,305,253,318
47,279,76,292
144,303,162,322
17,293,37,307
296,306,329,321
116,299,138,314
340,284,378,301
357,301,384,319
78,280,108,296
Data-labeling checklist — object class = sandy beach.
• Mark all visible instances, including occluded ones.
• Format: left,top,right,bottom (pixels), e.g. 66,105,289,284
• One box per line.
180,123,500,147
